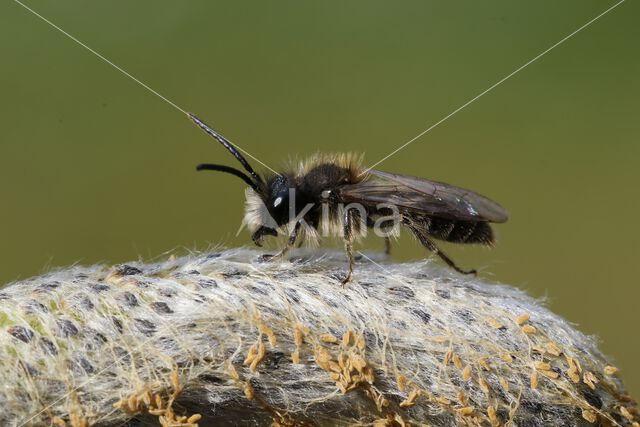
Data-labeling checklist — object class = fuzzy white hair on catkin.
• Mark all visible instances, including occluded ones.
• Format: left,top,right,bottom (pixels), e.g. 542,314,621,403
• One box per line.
0,249,636,426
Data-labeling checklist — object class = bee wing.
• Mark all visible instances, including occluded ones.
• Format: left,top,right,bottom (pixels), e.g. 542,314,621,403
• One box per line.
339,170,509,223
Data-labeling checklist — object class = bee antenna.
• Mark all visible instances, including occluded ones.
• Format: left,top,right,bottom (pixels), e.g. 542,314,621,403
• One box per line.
196,164,262,192
188,113,264,184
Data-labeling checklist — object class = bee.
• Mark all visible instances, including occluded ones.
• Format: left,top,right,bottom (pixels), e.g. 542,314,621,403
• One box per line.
190,113,508,283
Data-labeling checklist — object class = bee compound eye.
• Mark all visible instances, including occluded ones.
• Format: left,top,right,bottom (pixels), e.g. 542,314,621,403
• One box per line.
273,197,283,208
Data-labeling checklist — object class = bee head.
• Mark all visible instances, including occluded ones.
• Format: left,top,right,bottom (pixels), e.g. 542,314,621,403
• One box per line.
262,175,295,227
190,113,298,239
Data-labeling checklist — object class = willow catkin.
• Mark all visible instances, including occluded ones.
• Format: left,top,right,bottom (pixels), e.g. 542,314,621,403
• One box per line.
0,249,637,426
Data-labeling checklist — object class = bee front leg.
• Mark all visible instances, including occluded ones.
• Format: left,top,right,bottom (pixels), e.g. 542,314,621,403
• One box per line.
258,222,300,262
342,210,356,284
251,226,278,247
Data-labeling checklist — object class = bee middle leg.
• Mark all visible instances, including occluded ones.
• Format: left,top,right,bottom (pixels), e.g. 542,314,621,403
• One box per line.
342,209,357,284
366,217,392,256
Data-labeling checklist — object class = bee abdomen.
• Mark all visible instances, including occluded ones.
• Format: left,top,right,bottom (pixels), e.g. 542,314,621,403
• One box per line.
424,217,454,240
426,217,494,245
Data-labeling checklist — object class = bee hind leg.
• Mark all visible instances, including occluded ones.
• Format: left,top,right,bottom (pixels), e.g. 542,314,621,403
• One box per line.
410,225,476,275
431,245,476,276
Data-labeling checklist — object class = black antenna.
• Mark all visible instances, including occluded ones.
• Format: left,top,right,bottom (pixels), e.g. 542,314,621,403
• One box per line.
196,163,261,192
188,113,263,184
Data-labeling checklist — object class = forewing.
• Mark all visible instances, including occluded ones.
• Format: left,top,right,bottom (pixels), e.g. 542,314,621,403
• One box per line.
339,170,508,223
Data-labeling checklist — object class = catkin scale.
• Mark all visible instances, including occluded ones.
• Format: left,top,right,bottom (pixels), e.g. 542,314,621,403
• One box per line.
0,249,636,426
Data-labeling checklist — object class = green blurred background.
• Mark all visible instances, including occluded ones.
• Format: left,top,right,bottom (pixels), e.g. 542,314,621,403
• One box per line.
1,0,638,396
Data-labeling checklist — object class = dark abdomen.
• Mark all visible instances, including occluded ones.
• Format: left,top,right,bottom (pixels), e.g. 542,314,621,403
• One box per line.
424,217,494,245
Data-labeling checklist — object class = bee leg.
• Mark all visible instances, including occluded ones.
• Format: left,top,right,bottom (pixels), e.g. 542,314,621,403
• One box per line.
342,244,355,285
259,223,300,262
342,210,356,284
411,227,476,275
432,246,476,275
366,217,392,256
251,226,278,247
429,241,476,275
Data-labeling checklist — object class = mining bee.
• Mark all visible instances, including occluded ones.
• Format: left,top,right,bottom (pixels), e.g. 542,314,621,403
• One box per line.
190,113,508,283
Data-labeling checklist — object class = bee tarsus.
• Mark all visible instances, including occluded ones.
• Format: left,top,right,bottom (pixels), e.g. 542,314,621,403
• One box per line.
384,237,392,256
251,226,277,247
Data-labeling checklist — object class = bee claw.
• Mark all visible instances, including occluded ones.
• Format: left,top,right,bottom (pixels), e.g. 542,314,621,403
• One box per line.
340,273,352,286
251,227,277,248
